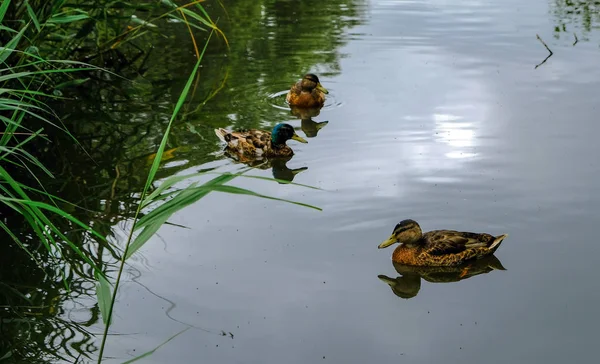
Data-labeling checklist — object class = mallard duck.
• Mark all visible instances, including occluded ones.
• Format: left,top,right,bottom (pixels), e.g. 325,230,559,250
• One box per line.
378,219,508,266
378,255,506,299
215,123,307,158
286,74,329,108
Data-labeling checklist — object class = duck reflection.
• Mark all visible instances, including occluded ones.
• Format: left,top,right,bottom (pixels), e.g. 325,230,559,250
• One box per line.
378,255,506,299
224,151,307,183
289,106,329,138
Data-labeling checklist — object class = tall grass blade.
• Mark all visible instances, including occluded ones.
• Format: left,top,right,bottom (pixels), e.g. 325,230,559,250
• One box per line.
205,172,323,190
0,26,26,64
143,31,213,195
210,185,322,211
125,217,169,260
25,1,41,32
97,30,216,364
135,172,239,231
47,13,90,24
54,78,90,89
95,271,113,325
0,0,10,24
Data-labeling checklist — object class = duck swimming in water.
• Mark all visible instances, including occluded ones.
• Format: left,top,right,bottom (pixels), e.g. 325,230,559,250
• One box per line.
286,74,329,108
378,219,508,267
214,123,307,159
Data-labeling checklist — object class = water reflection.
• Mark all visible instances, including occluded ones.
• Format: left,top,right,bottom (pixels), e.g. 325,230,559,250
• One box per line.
552,0,600,40
223,151,308,182
289,106,330,138
0,236,100,363
301,118,330,138
378,256,506,300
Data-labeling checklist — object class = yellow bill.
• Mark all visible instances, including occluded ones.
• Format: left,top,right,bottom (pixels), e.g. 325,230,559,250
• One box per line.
378,235,397,249
291,133,308,143
317,83,329,94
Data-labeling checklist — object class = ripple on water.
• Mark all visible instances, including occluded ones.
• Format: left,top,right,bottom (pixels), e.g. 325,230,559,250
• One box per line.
225,79,343,125
267,84,344,112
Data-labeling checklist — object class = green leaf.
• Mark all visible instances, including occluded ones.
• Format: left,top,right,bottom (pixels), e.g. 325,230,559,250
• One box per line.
206,172,322,190
0,350,13,360
120,328,190,364
0,26,26,64
125,217,168,260
25,1,41,32
47,14,90,24
0,0,10,24
95,271,113,325
142,168,240,206
210,185,321,211
136,171,239,231
54,78,90,90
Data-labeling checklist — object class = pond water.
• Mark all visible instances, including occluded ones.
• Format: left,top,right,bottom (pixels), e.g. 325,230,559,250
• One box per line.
5,0,600,363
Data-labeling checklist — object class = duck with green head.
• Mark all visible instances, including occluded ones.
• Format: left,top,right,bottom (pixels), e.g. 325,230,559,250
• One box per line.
378,219,508,267
215,123,307,158
286,74,329,108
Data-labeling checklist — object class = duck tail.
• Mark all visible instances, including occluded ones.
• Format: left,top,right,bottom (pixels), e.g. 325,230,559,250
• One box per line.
489,234,508,252
214,128,229,143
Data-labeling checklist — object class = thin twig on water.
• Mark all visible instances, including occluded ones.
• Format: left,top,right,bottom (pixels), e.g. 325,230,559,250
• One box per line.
534,34,553,69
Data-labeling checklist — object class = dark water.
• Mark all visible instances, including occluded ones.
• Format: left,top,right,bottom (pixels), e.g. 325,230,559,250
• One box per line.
4,0,600,363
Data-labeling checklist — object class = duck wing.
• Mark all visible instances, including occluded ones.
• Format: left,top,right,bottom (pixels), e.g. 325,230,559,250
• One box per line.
423,230,496,256
215,128,271,156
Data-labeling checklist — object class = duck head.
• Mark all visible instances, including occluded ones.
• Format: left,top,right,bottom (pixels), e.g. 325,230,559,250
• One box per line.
378,219,423,249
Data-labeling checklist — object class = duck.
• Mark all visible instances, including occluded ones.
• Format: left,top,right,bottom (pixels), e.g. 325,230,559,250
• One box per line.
215,123,307,158
378,219,508,267
378,255,506,299
286,74,329,108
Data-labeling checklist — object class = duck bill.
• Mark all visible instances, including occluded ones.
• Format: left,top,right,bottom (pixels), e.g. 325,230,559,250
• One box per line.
316,83,329,94
291,133,308,143
378,235,397,249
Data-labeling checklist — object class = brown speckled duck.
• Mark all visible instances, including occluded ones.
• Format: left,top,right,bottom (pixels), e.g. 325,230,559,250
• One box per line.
215,123,307,159
286,74,328,108
378,219,508,267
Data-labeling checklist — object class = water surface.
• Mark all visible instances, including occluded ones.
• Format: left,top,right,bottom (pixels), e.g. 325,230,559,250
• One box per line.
6,0,600,363
102,1,600,363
